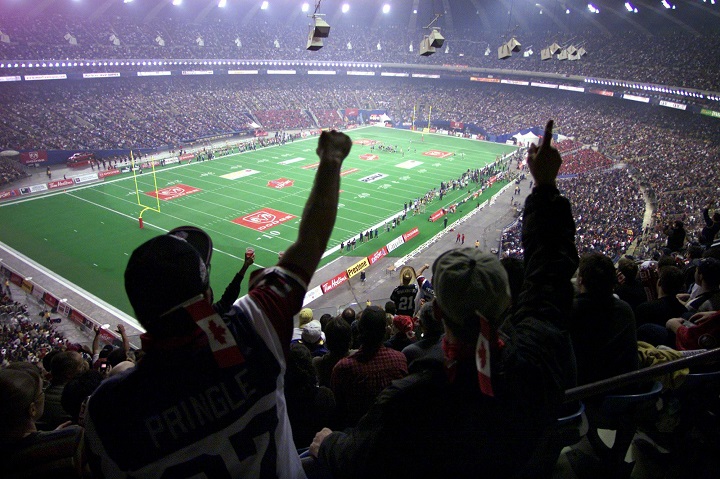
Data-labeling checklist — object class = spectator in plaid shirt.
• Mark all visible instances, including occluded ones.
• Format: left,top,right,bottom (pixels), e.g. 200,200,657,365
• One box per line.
330,306,407,428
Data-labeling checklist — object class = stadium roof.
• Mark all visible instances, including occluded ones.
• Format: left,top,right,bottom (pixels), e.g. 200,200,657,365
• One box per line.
0,0,717,35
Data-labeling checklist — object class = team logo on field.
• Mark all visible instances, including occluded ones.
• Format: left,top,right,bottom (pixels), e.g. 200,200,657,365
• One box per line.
353,139,379,146
233,208,296,231
146,184,201,200
359,154,379,161
267,178,294,189
422,150,453,158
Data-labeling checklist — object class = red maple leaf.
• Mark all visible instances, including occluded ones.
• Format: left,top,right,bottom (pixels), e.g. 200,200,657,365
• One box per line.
208,320,227,345
477,341,488,370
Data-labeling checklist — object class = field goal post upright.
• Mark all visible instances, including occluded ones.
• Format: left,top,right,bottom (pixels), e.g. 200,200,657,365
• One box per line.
130,150,161,229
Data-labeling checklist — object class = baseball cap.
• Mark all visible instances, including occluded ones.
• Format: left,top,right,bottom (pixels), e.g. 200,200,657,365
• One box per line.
432,248,510,333
301,320,323,344
393,315,414,335
298,308,314,327
124,233,209,332
168,226,213,270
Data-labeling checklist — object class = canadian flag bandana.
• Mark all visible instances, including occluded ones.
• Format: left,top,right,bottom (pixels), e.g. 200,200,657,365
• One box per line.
182,296,245,369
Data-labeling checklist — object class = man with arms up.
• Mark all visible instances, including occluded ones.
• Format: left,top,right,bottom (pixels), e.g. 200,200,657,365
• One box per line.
84,131,351,478
309,121,578,478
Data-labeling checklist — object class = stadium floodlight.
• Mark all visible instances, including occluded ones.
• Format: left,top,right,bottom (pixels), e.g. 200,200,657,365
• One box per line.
306,2,330,50
625,2,638,12
419,36,436,56
218,0,227,8
428,29,444,48
342,3,349,13
566,8,570,14
302,3,309,12
306,29,323,51
172,0,182,6
382,4,390,14
310,16,330,38
124,0,134,4
587,4,599,13
261,1,269,10
506,37,521,52
498,43,512,59
661,0,675,8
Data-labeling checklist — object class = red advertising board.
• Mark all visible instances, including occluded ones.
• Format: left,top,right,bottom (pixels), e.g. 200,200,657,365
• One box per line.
0,189,20,200
429,209,445,222
345,108,359,117
9,272,23,287
321,271,349,294
180,153,195,162
589,89,614,97
47,178,75,189
43,292,59,309
402,227,420,242
69,309,86,325
20,150,48,164
450,121,464,130
98,169,121,179
254,130,269,137
367,246,389,265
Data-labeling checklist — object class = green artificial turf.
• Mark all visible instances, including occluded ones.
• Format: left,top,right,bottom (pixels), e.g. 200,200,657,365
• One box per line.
0,127,516,315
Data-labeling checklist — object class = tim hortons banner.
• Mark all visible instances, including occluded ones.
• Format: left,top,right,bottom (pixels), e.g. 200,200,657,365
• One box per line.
321,271,349,294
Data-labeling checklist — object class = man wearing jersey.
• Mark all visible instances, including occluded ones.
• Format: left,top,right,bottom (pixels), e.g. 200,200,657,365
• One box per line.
390,268,418,317
84,131,352,479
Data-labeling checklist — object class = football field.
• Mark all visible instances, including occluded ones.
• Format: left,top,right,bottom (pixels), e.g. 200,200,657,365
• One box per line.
0,127,517,316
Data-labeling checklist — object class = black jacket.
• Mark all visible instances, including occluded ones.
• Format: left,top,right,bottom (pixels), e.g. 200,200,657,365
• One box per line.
319,185,579,478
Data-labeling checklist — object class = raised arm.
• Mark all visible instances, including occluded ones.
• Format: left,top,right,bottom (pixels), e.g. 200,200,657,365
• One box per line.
279,131,352,281
213,256,253,315
516,120,578,328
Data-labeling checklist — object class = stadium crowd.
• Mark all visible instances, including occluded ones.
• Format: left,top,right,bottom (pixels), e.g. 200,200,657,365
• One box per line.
3,128,718,478
1,14,719,91
3,76,718,262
